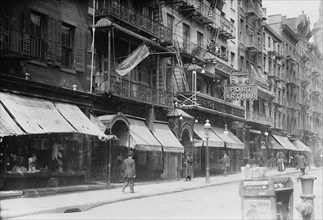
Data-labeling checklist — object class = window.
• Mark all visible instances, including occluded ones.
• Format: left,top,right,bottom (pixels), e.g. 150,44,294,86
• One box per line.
230,52,235,67
166,13,174,30
61,23,74,68
197,31,203,47
30,12,44,59
263,55,266,71
268,36,270,49
240,56,244,71
183,23,190,49
183,23,190,40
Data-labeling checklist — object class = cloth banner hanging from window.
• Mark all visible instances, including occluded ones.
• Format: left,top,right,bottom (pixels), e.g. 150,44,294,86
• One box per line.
115,44,150,76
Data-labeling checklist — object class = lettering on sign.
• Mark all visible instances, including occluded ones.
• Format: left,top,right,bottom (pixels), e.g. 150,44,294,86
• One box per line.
243,180,269,190
224,85,258,101
224,72,258,101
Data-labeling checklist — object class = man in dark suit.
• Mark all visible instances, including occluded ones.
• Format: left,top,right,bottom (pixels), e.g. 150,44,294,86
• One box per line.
122,151,136,193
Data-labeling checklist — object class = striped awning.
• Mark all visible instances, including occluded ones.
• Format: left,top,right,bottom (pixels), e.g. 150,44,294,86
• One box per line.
272,134,297,151
128,118,162,152
152,122,184,153
194,123,224,148
0,103,24,136
291,139,311,152
212,127,244,149
0,92,110,139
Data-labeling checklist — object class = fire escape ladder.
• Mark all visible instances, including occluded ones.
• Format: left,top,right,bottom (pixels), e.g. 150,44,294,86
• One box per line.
173,37,189,92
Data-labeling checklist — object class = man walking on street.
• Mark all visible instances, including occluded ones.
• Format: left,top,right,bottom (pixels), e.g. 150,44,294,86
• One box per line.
122,151,136,193
221,151,230,176
296,152,307,175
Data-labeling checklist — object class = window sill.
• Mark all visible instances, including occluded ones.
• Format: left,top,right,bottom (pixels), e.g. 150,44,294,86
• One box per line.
60,67,76,74
29,60,48,67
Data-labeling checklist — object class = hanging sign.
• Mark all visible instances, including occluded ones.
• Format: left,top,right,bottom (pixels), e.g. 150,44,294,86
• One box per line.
224,72,258,101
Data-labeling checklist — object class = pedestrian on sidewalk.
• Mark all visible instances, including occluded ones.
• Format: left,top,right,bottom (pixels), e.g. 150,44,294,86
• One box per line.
184,152,193,181
276,151,285,172
122,151,136,193
296,152,307,175
221,151,230,176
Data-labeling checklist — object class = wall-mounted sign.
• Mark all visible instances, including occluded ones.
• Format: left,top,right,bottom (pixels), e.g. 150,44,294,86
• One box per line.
224,85,258,101
224,72,258,101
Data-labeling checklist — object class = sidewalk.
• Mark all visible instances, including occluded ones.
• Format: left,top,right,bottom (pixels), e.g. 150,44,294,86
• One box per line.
0,167,306,219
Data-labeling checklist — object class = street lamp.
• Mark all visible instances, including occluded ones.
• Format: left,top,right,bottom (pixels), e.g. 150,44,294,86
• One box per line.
204,119,211,183
223,123,229,135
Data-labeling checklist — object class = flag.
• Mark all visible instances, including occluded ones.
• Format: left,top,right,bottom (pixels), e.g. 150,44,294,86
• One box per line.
115,44,150,76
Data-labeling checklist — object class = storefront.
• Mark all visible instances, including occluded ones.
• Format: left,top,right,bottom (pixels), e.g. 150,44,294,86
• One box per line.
0,92,109,190
151,122,184,178
98,114,185,181
193,123,225,175
271,134,298,167
211,126,244,173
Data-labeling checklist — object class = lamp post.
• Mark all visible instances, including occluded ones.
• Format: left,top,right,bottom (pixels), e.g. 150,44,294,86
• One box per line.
264,131,269,167
204,119,211,183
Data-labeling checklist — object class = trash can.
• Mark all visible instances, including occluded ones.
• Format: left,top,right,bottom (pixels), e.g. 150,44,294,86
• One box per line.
239,176,293,220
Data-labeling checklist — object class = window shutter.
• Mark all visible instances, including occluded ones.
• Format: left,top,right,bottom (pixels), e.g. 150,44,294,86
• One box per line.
55,20,62,64
47,17,61,65
0,4,4,50
75,28,85,72
22,8,31,55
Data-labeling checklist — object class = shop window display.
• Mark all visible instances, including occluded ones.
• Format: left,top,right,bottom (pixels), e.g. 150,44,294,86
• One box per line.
0,134,87,190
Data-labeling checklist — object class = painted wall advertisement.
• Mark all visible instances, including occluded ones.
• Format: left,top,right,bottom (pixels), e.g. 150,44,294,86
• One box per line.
243,199,272,220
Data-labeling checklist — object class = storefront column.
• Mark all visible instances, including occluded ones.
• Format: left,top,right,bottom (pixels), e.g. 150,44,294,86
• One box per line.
107,139,112,184
85,137,92,182
190,140,194,179
232,121,245,170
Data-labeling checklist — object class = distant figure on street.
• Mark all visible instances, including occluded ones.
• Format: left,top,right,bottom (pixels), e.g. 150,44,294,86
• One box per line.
185,152,193,181
122,151,136,193
296,152,307,175
221,151,230,176
276,151,285,172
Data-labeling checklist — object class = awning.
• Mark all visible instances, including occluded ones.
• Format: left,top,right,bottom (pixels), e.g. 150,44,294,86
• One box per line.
128,118,162,152
152,122,184,153
194,124,224,148
291,139,311,152
0,92,76,134
269,136,285,150
90,114,107,133
212,127,244,149
55,103,108,139
0,92,110,139
0,103,24,136
90,114,117,141
272,134,297,151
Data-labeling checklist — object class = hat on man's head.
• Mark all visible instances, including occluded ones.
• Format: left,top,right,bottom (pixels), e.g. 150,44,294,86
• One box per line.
128,151,134,156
